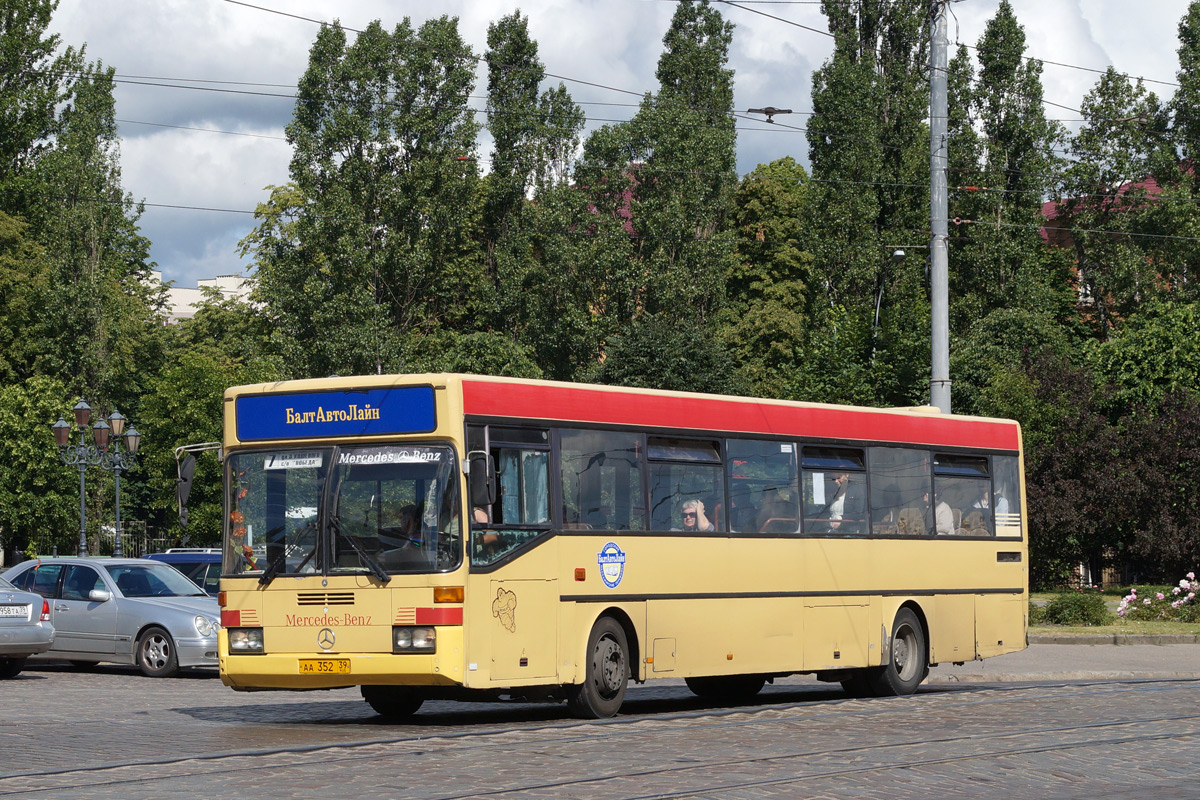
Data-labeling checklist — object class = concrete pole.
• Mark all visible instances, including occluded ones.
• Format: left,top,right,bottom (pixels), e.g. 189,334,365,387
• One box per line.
929,0,951,413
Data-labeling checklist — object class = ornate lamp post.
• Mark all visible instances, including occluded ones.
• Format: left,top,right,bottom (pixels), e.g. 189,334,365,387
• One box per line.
52,401,141,557
52,400,104,556
101,410,141,558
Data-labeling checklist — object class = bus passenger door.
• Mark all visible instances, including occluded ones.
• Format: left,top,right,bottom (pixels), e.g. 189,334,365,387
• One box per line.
488,579,558,680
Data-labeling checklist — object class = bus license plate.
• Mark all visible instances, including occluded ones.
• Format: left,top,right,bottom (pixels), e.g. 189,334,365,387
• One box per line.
298,659,350,674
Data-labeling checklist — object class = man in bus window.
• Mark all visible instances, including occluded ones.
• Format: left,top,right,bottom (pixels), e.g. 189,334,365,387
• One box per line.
932,491,955,535
676,499,714,532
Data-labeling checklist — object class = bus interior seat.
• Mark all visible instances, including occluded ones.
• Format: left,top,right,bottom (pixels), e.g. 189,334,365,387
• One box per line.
760,517,798,533
897,507,926,536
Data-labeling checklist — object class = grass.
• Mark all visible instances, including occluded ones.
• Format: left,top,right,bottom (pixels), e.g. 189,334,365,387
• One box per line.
1033,620,1200,636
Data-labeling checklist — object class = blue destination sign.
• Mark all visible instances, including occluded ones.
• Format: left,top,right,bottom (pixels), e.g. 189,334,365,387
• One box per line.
236,386,436,441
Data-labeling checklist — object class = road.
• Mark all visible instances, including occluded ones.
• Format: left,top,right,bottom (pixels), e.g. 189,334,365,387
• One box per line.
3,653,1200,799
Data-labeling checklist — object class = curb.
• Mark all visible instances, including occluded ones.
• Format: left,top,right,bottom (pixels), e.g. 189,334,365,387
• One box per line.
1028,633,1200,645
927,670,1200,683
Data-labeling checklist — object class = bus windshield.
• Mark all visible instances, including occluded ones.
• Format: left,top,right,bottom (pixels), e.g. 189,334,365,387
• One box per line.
225,444,462,578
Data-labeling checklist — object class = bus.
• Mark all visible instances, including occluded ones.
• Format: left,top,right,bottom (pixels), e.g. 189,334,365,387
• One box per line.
214,373,1027,718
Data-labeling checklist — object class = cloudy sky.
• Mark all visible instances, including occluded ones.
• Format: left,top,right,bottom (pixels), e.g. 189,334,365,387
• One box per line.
47,0,1192,288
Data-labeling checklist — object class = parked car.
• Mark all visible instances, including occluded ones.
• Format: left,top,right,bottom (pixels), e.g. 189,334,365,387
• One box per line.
0,575,55,678
144,549,221,596
1,557,219,677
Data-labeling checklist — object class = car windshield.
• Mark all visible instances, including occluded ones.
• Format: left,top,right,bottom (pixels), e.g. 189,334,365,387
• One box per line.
107,564,207,598
224,444,462,578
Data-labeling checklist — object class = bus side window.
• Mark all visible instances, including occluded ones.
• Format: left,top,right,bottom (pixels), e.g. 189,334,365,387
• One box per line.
802,447,867,535
647,438,724,532
867,447,931,536
560,429,645,531
992,455,1022,537
726,440,798,533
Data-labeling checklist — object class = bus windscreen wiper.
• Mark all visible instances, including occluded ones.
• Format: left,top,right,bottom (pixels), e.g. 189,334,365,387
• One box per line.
258,522,316,586
330,517,391,584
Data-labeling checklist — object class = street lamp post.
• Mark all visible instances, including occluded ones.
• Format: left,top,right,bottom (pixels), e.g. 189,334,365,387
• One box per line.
101,410,140,558
52,401,141,557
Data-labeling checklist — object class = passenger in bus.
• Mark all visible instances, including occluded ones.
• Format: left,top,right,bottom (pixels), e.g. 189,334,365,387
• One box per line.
676,499,714,532
397,505,422,545
755,489,797,533
932,491,955,535
827,472,863,531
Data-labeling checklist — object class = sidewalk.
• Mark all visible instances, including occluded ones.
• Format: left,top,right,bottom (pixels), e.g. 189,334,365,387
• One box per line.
928,639,1200,683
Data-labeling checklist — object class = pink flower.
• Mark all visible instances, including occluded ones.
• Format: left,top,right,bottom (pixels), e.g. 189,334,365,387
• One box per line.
1174,587,1182,595
1190,593,1197,600
1157,592,1166,600
1144,599,1152,605
1189,572,1196,580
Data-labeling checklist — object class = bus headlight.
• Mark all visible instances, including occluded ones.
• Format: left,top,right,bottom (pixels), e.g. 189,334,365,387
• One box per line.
393,626,436,653
229,627,264,653
194,616,220,638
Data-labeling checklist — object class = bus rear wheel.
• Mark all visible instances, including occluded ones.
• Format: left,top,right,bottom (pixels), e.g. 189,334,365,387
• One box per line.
684,675,765,700
361,686,424,719
868,608,928,697
566,616,629,719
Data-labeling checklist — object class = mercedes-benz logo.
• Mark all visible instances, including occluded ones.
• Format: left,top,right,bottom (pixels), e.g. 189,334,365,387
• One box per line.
317,628,336,649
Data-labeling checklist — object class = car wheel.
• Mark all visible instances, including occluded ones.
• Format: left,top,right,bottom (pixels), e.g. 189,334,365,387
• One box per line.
0,657,25,679
137,626,180,678
361,686,424,719
566,616,629,719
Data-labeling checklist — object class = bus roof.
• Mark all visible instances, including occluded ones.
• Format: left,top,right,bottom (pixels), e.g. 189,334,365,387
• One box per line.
226,373,1021,452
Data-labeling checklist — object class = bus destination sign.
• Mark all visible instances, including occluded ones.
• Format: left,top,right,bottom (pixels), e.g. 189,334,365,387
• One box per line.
236,386,437,441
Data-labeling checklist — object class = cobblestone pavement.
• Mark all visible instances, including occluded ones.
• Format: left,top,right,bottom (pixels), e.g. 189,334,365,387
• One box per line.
3,659,1200,799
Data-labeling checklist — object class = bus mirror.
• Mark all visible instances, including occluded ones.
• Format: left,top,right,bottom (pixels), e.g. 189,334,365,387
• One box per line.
467,451,496,507
177,453,196,529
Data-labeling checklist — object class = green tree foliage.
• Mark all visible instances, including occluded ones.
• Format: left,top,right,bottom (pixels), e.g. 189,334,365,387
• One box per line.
1089,301,1200,411
244,18,482,378
0,0,80,190
722,157,813,397
806,0,930,405
1062,69,1171,337
948,3,1073,332
0,210,49,382
578,0,738,387
0,376,76,555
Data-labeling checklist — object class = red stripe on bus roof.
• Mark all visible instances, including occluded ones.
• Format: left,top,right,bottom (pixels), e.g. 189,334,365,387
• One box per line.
462,380,1018,451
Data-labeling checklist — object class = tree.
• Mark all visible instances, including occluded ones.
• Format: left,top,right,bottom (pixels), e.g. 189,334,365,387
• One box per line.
0,376,77,557
948,2,1072,332
805,0,931,406
0,0,81,192
721,157,814,398
1062,69,1170,337
1089,300,1200,412
0,210,49,382
245,17,482,378
577,0,739,388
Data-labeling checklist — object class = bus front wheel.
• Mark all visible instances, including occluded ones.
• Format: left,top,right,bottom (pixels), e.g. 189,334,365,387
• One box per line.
361,686,424,719
567,616,629,719
869,608,928,696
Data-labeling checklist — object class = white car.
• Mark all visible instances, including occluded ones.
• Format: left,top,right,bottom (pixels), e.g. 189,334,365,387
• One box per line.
1,557,219,677
0,575,55,678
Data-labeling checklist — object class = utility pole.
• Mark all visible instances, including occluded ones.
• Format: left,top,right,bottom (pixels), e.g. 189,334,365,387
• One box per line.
929,0,951,413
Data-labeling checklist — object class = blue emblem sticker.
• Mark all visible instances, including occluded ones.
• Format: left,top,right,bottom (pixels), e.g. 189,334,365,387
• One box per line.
597,542,626,589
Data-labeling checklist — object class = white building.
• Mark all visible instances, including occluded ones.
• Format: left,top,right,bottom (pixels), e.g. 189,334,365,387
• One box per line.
151,271,255,322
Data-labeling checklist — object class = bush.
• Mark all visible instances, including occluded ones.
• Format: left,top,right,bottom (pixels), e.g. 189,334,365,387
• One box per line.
1042,592,1113,626
1118,573,1200,621
1028,601,1047,625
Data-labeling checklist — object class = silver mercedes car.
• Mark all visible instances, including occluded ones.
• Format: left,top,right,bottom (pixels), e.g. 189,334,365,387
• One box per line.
0,575,55,678
1,557,219,678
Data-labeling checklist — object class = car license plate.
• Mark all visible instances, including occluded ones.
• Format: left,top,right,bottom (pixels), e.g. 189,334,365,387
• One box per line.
298,659,350,674
0,605,27,618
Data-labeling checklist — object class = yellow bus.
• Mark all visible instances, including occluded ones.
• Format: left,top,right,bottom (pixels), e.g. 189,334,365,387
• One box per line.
215,373,1027,718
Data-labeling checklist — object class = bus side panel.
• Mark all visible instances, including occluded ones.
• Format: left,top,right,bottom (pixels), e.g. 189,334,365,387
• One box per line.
975,594,1026,658
646,597,804,678
464,543,561,688
803,539,873,671
929,594,975,663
